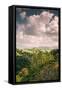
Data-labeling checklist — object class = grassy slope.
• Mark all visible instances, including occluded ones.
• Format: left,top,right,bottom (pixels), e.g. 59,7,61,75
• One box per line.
16,48,59,82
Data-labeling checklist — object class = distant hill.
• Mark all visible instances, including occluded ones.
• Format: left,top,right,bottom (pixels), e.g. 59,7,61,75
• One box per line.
16,48,59,57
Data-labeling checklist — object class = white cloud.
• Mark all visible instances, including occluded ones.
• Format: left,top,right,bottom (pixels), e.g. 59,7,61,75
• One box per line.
16,11,59,49
20,11,26,19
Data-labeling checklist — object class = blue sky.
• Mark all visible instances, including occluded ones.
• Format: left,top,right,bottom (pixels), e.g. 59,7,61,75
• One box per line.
16,7,59,24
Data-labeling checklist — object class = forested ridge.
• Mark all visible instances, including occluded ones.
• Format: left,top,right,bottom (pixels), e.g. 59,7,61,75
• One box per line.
16,48,59,82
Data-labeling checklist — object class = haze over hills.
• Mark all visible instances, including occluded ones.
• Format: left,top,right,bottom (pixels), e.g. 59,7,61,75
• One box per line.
16,47,59,51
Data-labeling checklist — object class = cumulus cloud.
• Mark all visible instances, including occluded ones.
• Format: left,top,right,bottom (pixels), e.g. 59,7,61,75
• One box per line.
20,11,26,19
16,11,59,49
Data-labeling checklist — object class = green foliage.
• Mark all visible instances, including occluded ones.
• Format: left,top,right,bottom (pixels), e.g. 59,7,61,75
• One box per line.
16,48,59,82
16,56,31,74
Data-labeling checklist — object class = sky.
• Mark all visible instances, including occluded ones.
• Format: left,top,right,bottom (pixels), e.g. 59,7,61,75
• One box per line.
16,7,59,49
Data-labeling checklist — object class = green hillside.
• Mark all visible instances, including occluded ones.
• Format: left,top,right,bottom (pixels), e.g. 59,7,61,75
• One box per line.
16,48,59,82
